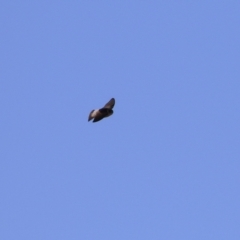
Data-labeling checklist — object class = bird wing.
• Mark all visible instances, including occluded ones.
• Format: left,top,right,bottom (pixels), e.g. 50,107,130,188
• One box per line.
103,98,115,109
88,110,95,121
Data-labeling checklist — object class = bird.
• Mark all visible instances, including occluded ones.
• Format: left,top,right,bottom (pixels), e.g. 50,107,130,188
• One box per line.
88,98,115,123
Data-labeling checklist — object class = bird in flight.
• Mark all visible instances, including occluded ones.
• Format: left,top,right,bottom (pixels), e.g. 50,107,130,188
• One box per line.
88,98,115,123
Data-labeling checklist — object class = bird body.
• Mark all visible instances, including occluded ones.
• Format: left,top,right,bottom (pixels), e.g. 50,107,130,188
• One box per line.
88,98,115,123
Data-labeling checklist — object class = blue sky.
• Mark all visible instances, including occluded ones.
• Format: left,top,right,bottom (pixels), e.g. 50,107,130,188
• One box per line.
1,1,240,239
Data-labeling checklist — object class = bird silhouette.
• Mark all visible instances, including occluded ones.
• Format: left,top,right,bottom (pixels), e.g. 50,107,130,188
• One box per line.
88,98,115,123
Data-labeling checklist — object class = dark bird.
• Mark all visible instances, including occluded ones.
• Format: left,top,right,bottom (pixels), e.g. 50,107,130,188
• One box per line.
88,98,115,123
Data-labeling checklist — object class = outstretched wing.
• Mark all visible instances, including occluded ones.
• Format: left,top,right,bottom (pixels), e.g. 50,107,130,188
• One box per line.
103,98,115,109
88,110,95,121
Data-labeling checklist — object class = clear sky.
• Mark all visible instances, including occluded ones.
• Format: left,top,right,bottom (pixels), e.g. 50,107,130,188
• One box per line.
1,1,240,239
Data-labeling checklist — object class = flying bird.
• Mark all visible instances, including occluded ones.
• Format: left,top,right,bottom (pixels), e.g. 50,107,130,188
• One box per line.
88,98,115,123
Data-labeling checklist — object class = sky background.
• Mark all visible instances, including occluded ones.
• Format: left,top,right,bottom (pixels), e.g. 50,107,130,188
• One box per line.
1,1,240,239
